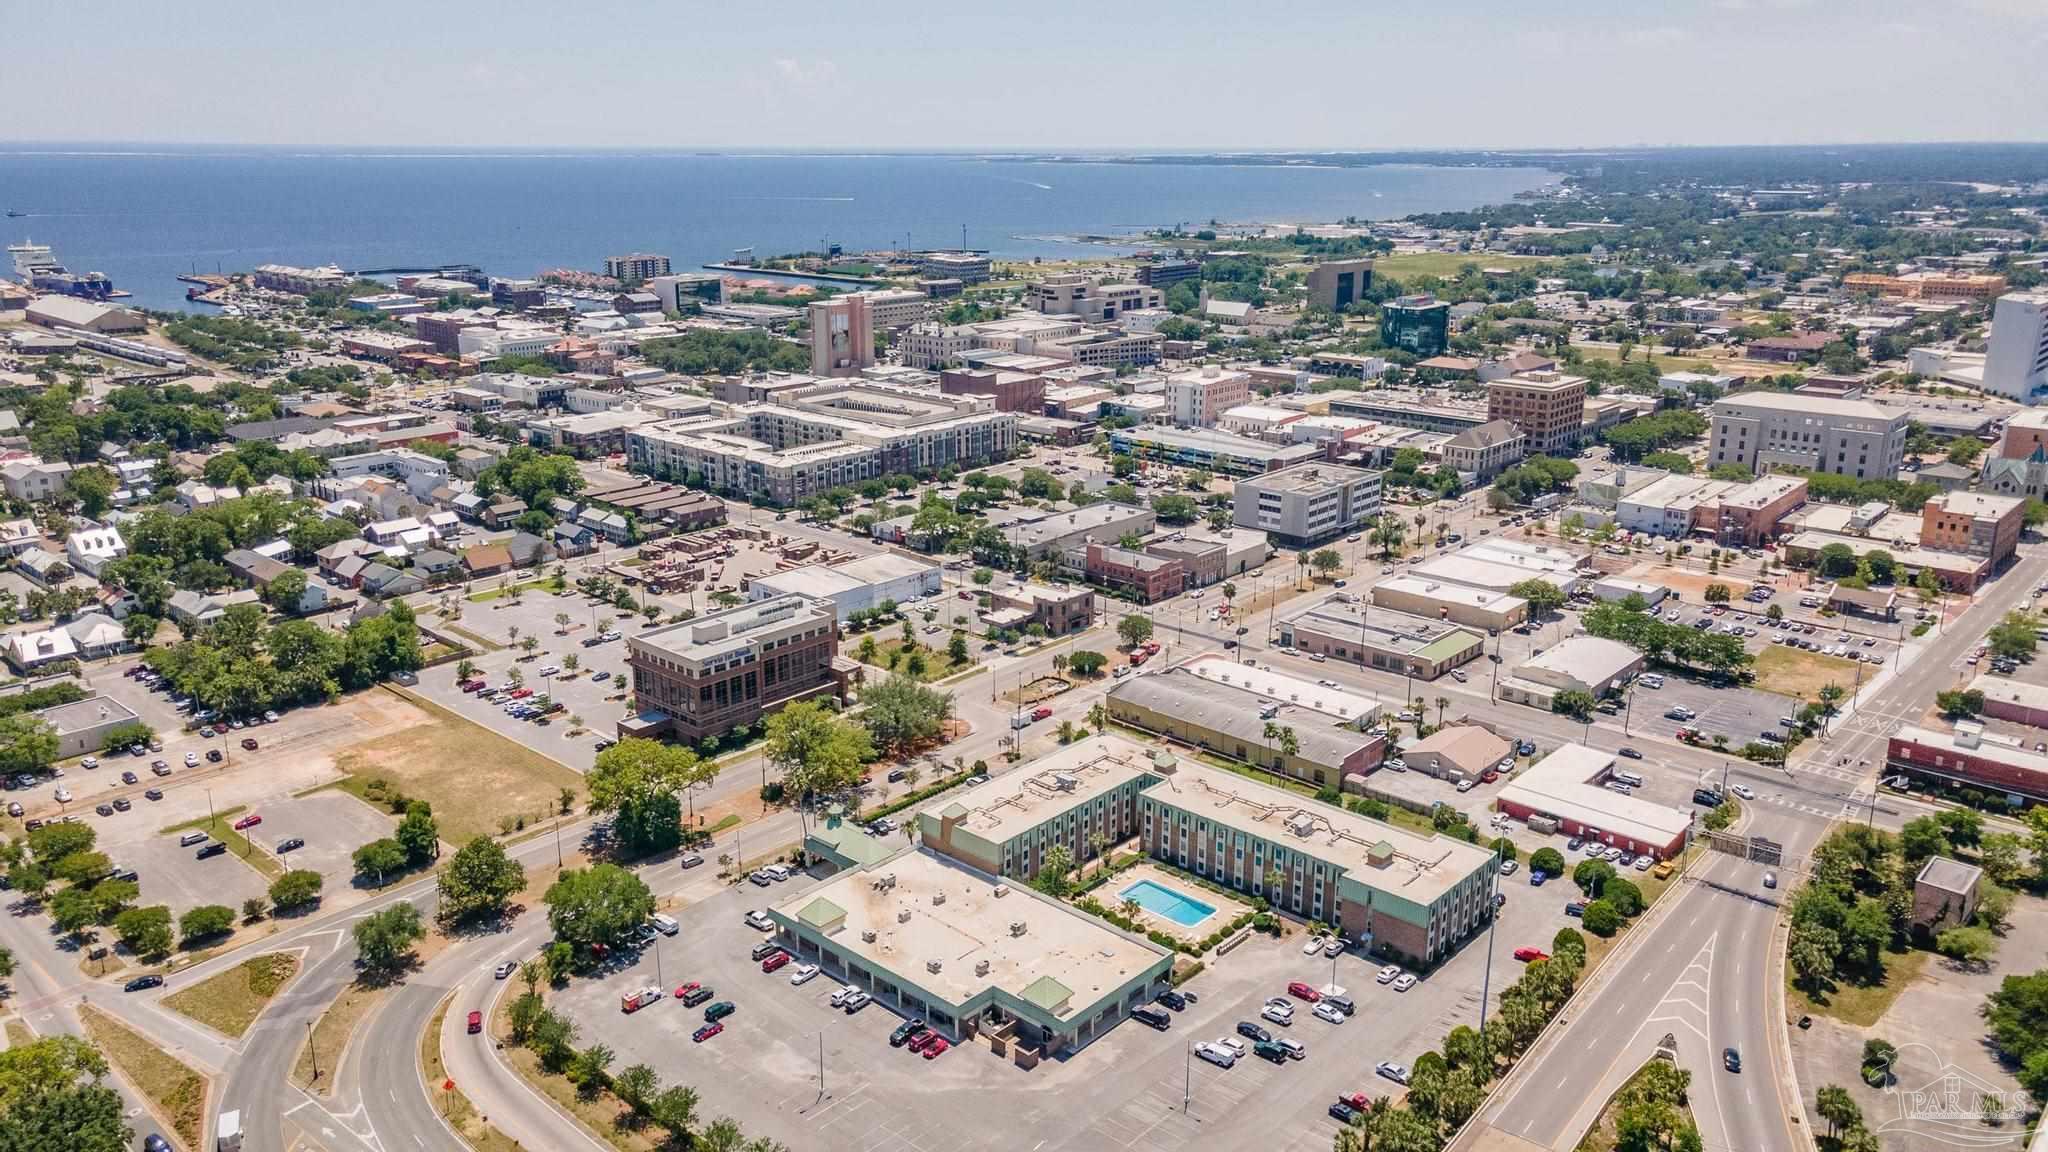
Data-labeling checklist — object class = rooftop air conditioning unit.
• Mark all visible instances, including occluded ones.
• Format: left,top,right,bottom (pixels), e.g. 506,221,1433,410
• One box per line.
861,929,877,942
993,884,1009,897
1009,921,1029,937
1287,813,1315,837
931,891,946,906
927,959,944,974
975,959,991,976
897,909,913,923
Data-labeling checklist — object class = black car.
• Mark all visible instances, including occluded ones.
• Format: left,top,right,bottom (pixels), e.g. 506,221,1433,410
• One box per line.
144,1135,172,1152
1328,1102,1358,1124
143,788,163,801
1155,989,1187,1011
1236,1020,1271,1044
1692,788,1724,807
195,841,227,859
1130,1005,1172,1031
1723,1047,1742,1073
1565,902,1586,918
112,798,131,812
94,803,114,816
124,974,163,992
206,749,223,763
275,837,305,854
889,1019,928,1047
1617,747,1643,759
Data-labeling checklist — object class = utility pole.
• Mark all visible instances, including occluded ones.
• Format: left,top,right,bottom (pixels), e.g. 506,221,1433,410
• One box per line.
1476,853,1502,1068
307,1019,319,1081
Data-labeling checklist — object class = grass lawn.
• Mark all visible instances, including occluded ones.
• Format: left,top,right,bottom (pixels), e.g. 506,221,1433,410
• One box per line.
1371,251,1551,281
1789,947,1932,1028
1573,1059,1700,1152
466,578,553,604
5,1017,32,1048
423,994,524,1152
159,806,284,881
80,1004,207,1150
330,686,587,845
163,953,299,1039
1752,645,1864,701
439,624,505,653
292,981,388,1091
860,635,974,680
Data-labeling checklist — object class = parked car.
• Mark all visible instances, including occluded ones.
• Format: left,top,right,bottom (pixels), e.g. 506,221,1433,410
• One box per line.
1194,1042,1236,1069
1287,981,1321,1002
233,813,262,830
890,1019,928,1047
275,837,305,854
241,738,259,751
1513,947,1549,962
1377,1061,1412,1085
692,1022,724,1043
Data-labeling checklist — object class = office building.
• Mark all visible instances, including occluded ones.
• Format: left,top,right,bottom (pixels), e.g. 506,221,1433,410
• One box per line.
1024,274,1162,324
1165,366,1251,428
900,322,978,370
1232,463,1383,548
1920,490,2025,567
1134,259,1201,289
1078,543,1183,603
1707,391,1909,481
1106,660,1387,793
939,368,1044,413
1486,371,1588,456
1368,574,1529,632
1306,258,1374,313
643,272,724,311
746,553,942,618
1984,291,2048,401
1135,756,1496,965
604,253,671,283
982,581,1095,635
1441,420,1527,481
1140,528,1270,587
619,594,848,744
1276,598,1483,680
1108,426,1322,478
1495,744,1693,860
1697,475,1808,547
1497,637,1644,710
810,294,875,377
1380,294,1451,357
1328,390,1490,436
1842,271,2008,302
917,252,992,283
764,844,1173,1056
1890,721,2048,805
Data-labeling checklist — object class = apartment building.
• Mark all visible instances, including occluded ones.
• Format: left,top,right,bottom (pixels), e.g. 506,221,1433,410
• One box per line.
604,253,671,282
1842,271,2007,302
1231,463,1383,548
1708,391,1909,481
1920,490,2025,567
620,594,846,744
861,288,930,329
252,263,350,295
809,295,875,377
1486,371,1588,456
1025,274,1162,323
1164,366,1252,428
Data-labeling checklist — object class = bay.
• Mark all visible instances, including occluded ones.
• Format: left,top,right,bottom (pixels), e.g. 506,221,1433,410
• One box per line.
0,151,1558,312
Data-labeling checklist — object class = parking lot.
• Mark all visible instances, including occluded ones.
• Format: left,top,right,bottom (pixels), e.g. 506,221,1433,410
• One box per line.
109,824,270,917
540,849,1582,1152
1623,674,1801,753
244,791,397,885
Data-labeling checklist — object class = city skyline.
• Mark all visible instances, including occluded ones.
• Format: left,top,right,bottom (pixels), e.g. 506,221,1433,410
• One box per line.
10,0,2047,150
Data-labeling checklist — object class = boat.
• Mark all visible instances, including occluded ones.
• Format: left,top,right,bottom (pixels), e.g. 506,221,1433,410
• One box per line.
8,238,123,299
4,210,25,219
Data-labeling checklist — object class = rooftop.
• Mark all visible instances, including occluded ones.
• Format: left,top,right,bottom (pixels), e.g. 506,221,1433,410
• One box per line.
1238,462,1382,494
767,847,1168,1017
1928,491,2025,521
39,694,140,735
630,594,834,666
1139,758,1493,904
1517,636,1642,684
1497,743,1696,846
1373,573,1530,613
919,735,1159,838
1177,652,1384,727
1109,671,1377,769
1916,856,1983,897
1284,597,1486,658
1712,389,1897,423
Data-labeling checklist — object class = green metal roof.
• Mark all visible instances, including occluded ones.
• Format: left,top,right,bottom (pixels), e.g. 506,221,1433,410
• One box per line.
1415,632,1481,664
797,897,846,930
1021,975,1074,1014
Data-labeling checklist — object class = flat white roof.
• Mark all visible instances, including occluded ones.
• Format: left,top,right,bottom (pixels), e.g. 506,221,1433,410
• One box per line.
1498,743,1695,846
919,735,1157,838
1374,573,1528,611
1177,652,1383,726
1517,636,1642,684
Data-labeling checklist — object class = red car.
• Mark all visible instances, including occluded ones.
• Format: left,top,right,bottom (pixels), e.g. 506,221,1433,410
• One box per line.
1481,770,1499,784
232,813,262,830
1287,981,1321,1002
509,688,534,699
1339,1092,1371,1111
673,982,701,1000
906,1031,933,1053
1513,947,1549,963
467,1010,483,1034
1031,706,1053,721
761,950,790,973
692,1022,723,1043
922,1037,949,1059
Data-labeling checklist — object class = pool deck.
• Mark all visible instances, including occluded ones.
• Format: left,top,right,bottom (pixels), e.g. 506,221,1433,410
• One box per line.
1104,862,1255,947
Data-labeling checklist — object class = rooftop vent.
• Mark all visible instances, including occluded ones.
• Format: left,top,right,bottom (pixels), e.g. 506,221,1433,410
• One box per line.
931,891,946,906
1286,812,1316,837
975,959,991,977
992,884,1009,898
1051,773,1079,792
861,929,877,943
1009,921,1029,937
897,909,913,924
927,959,944,974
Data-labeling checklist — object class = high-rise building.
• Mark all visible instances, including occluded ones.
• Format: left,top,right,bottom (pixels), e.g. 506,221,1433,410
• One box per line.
808,295,875,377
1984,291,2048,401
1379,294,1450,357
604,253,671,283
1486,371,1588,456
1306,258,1374,312
1164,365,1251,428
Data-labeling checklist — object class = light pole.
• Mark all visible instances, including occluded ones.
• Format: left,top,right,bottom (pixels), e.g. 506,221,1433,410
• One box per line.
1184,1042,1192,1113
307,1019,320,1082
1476,851,1502,1068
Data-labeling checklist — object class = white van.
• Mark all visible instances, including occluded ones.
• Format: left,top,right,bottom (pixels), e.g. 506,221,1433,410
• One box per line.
1612,770,1644,789
178,830,209,847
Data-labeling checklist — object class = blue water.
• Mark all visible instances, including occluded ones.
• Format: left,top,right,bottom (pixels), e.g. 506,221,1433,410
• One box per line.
1120,879,1217,928
0,150,1558,311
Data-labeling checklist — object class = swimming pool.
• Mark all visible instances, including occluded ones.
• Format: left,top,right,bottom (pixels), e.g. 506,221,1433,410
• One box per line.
1118,879,1218,928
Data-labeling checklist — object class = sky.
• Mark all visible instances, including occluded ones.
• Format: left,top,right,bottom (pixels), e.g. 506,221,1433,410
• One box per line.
10,0,2048,151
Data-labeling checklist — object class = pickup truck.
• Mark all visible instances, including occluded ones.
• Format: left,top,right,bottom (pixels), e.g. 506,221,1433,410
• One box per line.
621,986,662,1014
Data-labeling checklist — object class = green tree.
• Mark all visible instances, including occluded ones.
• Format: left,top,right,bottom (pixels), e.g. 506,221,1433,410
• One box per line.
614,1063,660,1119
112,905,173,959
1117,615,1154,648
650,1085,701,1144
1816,1084,1862,1140
353,902,425,977
764,700,871,814
1068,649,1106,677
351,838,408,886
860,675,953,755
1581,899,1621,937
1311,549,1343,578
395,801,440,866
1936,926,1996,964
545,863,655,957
0,1035,132,1152
268,869,323,912
179,903,235,944
588,737,705,855
0,715,58,777
1032,845,1076,899
438,837,526,923
1529,847,1566,876
1509,579,1566,615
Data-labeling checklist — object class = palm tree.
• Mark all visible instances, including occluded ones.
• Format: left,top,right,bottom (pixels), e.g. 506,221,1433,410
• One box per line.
1088,831,1108,872
1056,719,1077,745
1087,702,1108,735
1277,727,1300,766
1264,867,1286,904
1120,895,1142,920
1051,652,1068,678
1221,581,1237,601
1817,682,1846,734
1296,549,1312,590
1436,695,1451,727
455,658,477,683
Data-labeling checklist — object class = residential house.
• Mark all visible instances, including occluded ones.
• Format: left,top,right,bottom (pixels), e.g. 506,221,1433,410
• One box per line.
2,626,77,673
64,613,131,660
484,499,528,529
359,563,425,599
64,527,126,577
166,588,262,627
412,549,461,580
16,549,71,588
461,543,514,578
173,480,239,511
316,538,381,584
0,520,41,556
0,460,73,503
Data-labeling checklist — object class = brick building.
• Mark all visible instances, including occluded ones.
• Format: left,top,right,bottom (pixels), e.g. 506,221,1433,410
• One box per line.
619,594,848,744
1079,543,1184,603
1920,491,2024,568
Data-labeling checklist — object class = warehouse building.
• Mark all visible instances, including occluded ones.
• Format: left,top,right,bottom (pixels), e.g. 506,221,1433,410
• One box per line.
1138,758,1497,964
765,846,1174,1058
918,735,1162,881
1370,574,1530,632
1277,597,1485,681
1497,636,1644,710
1001,502,1156,562
1495,743,1695,859
1106,657,1387,792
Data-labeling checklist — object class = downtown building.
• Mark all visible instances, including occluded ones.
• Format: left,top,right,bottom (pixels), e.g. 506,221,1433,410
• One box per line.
619,594,852,744
1706,391,1909,481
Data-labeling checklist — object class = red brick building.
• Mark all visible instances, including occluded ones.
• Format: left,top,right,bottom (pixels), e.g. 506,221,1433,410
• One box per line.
1889,723,2048,805
1080,543,1184,604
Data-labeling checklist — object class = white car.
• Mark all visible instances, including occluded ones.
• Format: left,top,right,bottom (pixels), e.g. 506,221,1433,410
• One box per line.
1324,936,1345,957
1218,1035,1247,1057
1313,1001,1347,1025
1260,1003,1294,1026
789,963,820,985
183,752,199,767
538,665,560,677
1499,860,1518,876
1302,935,1327,955
1377,1060,1412,1084
54,787,71,803
494,961,517,979
1376,965,1403,985
1195,1041,1237,1069
830,985,858,1007
743,909,774,931
1392,974,1417,992
1730,784,1755,800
